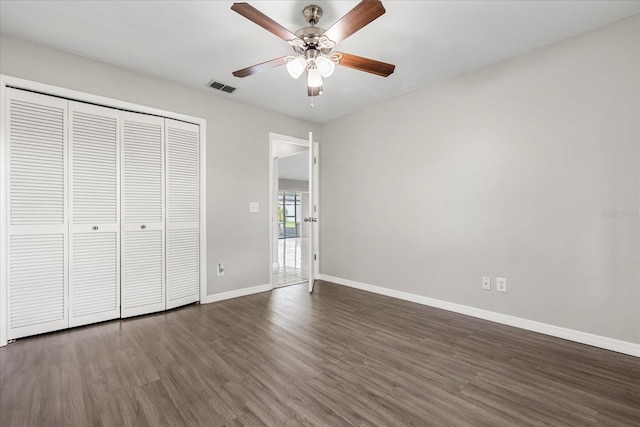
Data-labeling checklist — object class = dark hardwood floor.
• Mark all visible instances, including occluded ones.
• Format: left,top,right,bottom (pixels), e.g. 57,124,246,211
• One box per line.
1,281,639,426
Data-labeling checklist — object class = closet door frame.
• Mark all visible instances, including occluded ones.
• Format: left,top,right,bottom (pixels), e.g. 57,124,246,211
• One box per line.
0,75,208,347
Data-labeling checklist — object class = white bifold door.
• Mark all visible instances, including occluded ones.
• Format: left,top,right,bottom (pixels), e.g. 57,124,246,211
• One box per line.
120,112,166,318
165,119,200,309
7,89,69,339
69,102,121,327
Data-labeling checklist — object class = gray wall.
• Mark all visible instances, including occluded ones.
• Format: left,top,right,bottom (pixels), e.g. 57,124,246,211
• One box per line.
319,16,640,343
0,35,321,295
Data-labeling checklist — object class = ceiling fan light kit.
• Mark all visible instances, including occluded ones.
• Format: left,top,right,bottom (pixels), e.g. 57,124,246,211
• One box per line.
231,0,396,97
286,57,306,79
307,65,323,88
316,55,336,78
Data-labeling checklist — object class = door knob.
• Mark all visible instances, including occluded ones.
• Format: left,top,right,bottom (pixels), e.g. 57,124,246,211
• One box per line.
92,226,99,230
140,225,146,229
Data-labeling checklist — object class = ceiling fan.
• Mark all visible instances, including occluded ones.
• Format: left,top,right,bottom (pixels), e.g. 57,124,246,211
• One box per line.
231,0,396,97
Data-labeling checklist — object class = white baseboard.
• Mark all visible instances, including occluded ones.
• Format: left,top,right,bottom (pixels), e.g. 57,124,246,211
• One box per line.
202,284,272,304
317,274,640,358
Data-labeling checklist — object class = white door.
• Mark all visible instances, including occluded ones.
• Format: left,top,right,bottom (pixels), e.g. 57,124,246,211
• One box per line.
165,119,200,309
308,133,319,293
6,89,69,339
68,102,120,327
121,112,165,317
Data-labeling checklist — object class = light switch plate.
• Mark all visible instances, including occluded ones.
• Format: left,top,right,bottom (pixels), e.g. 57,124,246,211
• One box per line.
249,202,259,213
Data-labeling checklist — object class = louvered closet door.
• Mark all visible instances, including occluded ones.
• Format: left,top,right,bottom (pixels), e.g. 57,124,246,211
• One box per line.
69,102,120,327
121,112,165,318
165,119,200,309
7,88,69,339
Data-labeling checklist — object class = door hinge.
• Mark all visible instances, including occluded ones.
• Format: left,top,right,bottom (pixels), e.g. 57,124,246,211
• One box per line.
314,254,317,261
314,157,317,164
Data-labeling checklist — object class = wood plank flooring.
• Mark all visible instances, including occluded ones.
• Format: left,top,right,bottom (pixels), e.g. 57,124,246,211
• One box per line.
1,280,639,426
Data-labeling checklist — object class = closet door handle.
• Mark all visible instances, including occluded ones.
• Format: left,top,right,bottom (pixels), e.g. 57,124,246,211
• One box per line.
140,225,146,229
92,226,99,230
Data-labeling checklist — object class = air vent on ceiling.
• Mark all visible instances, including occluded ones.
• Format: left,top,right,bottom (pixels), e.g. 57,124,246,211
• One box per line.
207,80,236,94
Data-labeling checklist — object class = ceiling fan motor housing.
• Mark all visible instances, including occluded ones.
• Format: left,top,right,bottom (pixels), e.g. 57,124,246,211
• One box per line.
293,5,336,56
292,27,334,55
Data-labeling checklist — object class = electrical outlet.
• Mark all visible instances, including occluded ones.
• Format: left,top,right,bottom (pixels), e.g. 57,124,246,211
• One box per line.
217,263,225,276
482,276,491,290
497,277,507,292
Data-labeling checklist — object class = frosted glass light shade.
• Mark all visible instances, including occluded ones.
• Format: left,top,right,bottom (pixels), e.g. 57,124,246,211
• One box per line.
307,66,323,88
286,57,306,79
316,55,335,78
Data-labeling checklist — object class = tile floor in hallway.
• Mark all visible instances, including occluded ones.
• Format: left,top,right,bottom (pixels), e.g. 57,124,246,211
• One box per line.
272,237,309,287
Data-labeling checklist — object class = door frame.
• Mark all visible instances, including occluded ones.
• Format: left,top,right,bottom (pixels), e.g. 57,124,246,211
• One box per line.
268,132,319,290
0,75,208,347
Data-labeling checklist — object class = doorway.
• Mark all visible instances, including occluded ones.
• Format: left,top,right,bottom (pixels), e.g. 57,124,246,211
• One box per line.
275,191,308,286
269,133,318,291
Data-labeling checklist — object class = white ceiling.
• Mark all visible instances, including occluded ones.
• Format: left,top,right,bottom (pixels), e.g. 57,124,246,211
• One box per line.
1,1,638,123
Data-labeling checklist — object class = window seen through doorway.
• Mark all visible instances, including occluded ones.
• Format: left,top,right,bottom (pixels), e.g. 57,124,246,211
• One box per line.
278,192,302,239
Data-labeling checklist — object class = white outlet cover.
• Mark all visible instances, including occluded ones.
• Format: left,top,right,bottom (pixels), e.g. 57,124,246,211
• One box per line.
482,276,491,290
497,277,507,292
249,202,259,213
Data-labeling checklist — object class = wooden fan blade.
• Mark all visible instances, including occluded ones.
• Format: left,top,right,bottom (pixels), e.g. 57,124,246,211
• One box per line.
308,85,323,97
335,52,395,77
231,3,298,42
323,0,386,44
233,56,289,77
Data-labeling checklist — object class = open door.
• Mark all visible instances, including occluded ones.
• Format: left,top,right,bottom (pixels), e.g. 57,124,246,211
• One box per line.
269,132,318,292
307,132,318,293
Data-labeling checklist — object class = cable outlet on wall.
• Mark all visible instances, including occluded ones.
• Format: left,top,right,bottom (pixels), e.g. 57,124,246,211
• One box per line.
217,263,225,276
482,276,491,290
249,202,259,213
497,277,507,292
